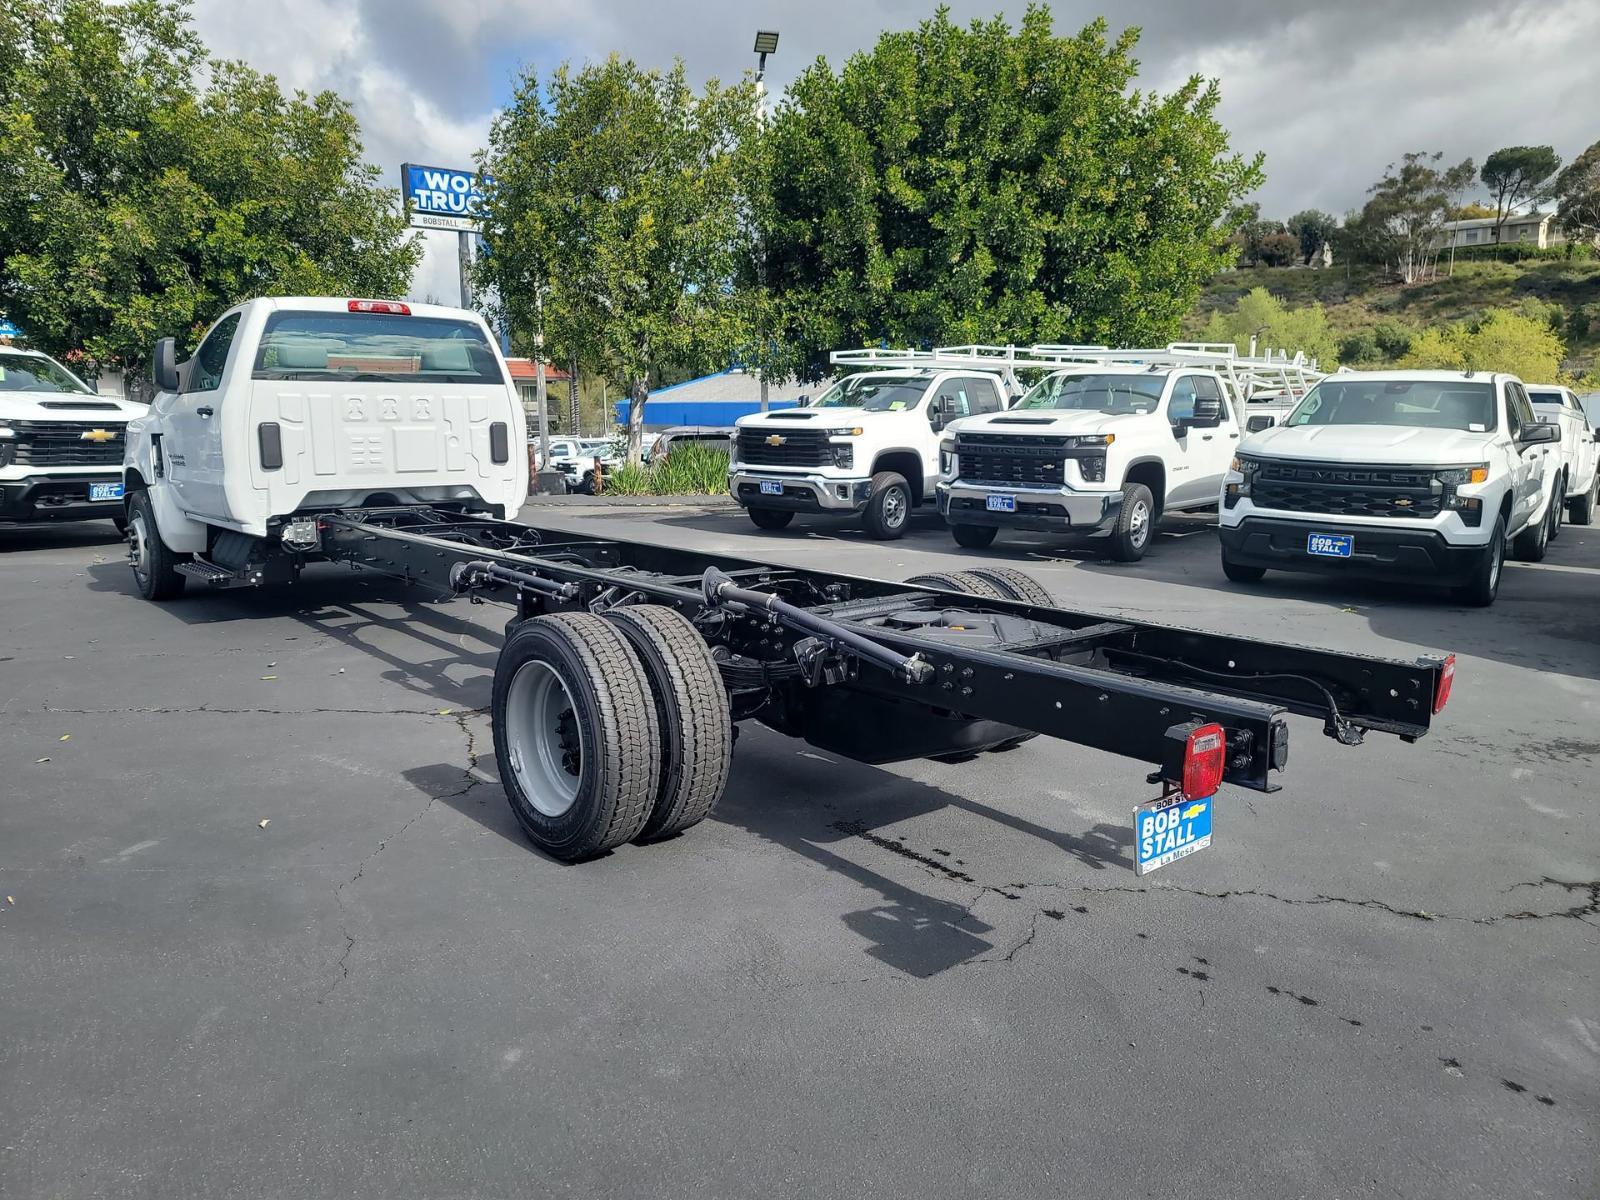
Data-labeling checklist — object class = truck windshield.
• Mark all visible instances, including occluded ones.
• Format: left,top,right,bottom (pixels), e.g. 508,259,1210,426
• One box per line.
0,352,94,394
1287,381,1496,432
1017,372,1164,414
252,312,506,385
812,376,927,412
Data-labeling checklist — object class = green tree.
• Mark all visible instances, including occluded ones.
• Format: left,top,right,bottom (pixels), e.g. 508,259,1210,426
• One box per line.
1197,287,1339,366
476,57,758,462
1354,152,1475,283
1255,231,1300,268
1553,140,1600,251
0,0,418,373
1480,145,1561,242
759,8,1262,376
1285,210,1337,264
1398,308,1565,382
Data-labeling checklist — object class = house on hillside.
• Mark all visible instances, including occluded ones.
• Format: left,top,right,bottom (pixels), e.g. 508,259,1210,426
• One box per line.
1434,212,1572,250
611,368,816,430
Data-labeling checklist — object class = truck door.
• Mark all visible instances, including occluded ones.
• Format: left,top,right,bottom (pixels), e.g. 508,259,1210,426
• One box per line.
1505,383,1544,529
1165,375,1231,506
166,312,240,521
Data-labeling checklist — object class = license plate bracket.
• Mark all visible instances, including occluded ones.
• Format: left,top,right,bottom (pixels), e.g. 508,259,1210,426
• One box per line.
759,480,784,496
1134,791,1214,876
986,494,1017,513
1307,532,1353,558
89,482,125,503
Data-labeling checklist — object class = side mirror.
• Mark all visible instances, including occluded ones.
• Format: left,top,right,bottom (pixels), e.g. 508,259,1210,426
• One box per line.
152,337,179,393
929,395,957,430
795,394,810,408
1519,422,1559,445
1191,395,1224,428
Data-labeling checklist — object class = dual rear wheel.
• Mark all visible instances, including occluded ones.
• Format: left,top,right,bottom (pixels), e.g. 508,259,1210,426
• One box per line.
492,606,733,862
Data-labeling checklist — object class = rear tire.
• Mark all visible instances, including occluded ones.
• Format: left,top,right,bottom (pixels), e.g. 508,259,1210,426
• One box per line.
126,489,188,601
1107,482,1155,562
963,566,1053,605
492,613,662,862
951,523,997,549
904,570,1009,600
1513,495,1551,562
1549,474,1565,541
1453,516,1505,607
1220,553,1266,584
601,605,733,842
747,507,794,530
862,471,912,540
1570,478,1595,525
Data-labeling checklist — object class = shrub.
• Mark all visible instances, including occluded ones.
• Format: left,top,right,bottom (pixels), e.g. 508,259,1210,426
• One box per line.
1339,330,1379,364
1373,320,1415,359
1398,307,1566,381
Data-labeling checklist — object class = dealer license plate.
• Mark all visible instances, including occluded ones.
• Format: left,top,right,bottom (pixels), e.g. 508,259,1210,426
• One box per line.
759,480,784,496
89,482,124,502
986,494,1016,512
1134,792,1214,876
1306,532,1352,558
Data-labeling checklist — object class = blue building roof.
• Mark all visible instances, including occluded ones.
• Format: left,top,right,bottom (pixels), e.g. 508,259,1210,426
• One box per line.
612,369,817,429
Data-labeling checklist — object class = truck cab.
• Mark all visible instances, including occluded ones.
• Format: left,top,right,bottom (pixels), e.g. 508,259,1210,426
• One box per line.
730,368,1009,539
122,297,528,598
0,347,148,528
1526,383,1599,526
1219,370,1561,606
938,356,1249,560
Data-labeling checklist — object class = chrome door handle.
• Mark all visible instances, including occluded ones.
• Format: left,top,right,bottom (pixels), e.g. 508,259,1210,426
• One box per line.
196,406,214,418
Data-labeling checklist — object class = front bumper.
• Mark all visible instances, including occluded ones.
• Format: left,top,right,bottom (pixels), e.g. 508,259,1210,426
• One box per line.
1218,516,1487,583
0,473,124,524
937,481,1122,533
731,471,872,513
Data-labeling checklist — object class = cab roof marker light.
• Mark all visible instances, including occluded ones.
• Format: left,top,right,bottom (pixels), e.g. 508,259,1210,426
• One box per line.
348,300,411,315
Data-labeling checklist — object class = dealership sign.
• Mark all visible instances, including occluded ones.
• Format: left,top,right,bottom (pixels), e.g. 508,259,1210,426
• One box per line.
401,163,490,232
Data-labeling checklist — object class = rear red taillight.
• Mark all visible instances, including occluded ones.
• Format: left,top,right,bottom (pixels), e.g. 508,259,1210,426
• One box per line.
347,300,411,315
1183,723,1226,799
1432,654,1456,714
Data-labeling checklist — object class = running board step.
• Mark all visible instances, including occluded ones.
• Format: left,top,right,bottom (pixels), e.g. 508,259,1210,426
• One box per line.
176,560,243,585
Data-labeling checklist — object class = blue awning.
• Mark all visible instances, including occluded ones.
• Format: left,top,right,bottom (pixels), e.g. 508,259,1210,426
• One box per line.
612,398,801,428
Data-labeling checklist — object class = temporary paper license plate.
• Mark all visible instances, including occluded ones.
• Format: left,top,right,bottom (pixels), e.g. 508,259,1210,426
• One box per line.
986,494,1017,512
1134,793,1214,876
89,482,124,502
759,480,784,496
1306,532,1352,558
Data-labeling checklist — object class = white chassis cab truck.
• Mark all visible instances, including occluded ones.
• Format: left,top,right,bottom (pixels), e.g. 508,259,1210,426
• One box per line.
935,344,1325,560
122,297,528,599
728,360,1011,539
0,346,149,529
1526,383,1599,527
1219,370,1561,606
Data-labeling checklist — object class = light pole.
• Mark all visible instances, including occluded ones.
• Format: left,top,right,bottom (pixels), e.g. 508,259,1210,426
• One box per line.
754,30,778,413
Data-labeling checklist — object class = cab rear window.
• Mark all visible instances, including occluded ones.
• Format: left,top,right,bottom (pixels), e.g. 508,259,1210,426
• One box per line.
252,311,505,385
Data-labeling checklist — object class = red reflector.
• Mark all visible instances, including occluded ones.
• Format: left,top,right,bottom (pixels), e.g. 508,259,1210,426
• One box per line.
1183,723,1226,799
1432,654,1456,714
347,300,410,315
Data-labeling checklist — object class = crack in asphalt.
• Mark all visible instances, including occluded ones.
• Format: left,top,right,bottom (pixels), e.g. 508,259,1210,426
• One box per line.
319,713,489,1002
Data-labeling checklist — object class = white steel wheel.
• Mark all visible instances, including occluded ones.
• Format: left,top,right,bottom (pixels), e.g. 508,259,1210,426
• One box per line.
504,660,584,817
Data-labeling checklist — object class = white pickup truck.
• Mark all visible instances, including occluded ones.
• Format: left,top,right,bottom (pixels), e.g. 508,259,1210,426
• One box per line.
1527,383,1598,526
729,367,1010,538
1,346,148,528
121,297,528,598
1219,370,1561,606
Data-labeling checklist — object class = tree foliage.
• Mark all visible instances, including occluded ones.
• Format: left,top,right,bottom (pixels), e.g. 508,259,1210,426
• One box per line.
1197,287,1339,367
1553,140,1600,250
1398,307,1565,382
1480,145,1561,238
758,8,1263,376
475,57,758,461
0,0,418,370
1349,151,1476,283
1285,209,1337,264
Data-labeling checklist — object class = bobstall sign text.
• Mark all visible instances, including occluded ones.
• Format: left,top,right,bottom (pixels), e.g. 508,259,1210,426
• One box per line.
401,164,491,232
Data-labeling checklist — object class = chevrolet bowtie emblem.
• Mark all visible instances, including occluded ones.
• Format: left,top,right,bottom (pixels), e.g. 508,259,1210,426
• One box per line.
80,428,117,443
1394,498,1413,507
765,434,786,446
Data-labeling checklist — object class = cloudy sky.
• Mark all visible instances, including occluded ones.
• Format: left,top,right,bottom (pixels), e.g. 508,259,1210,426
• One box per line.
191,0,1600,302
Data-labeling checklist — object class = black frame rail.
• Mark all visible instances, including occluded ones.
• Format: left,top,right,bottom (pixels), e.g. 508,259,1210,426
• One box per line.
318,508,1451,793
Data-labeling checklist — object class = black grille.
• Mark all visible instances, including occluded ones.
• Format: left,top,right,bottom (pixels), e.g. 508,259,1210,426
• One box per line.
9,420,126,466
738,428,829,467
955,433,1069,487
1252,460,1441,519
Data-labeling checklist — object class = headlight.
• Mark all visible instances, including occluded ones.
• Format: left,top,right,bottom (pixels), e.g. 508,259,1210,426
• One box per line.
824,427,863,438
1064,433,1115,448
1229,456,1260,474
0,421,14,438
1436,464,1490,486
939,439,956,477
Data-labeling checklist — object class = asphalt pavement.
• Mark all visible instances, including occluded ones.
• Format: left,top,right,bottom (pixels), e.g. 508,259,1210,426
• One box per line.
1,500,1596,1199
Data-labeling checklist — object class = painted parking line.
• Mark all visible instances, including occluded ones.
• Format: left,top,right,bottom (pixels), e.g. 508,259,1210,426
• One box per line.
1505,561,1600,576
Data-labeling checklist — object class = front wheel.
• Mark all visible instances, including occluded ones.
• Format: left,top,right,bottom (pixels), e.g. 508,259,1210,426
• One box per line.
126,490,188,601
1107,482,1155,562
1453,516,1506,607
1220,553,1266,584
1513,496,1551,562
1549,475,1565,541
862,471,912,540
747,506,794,531
951,523,997,549
1570,477,1595,525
